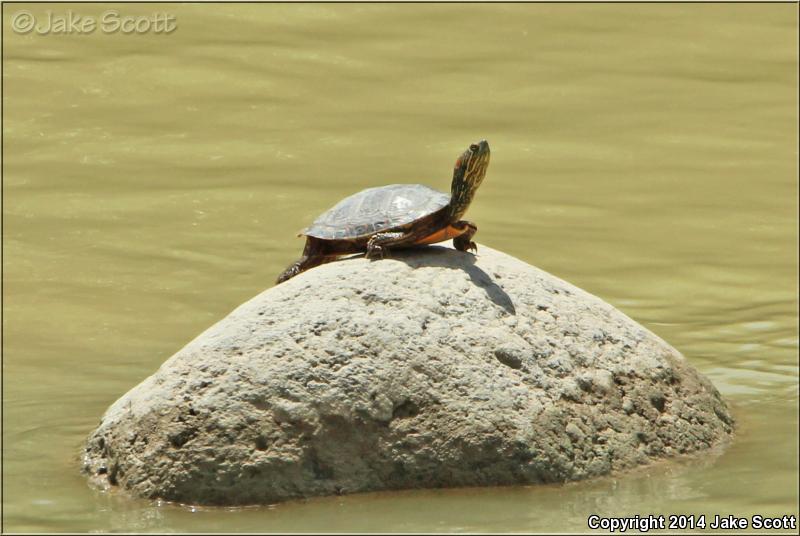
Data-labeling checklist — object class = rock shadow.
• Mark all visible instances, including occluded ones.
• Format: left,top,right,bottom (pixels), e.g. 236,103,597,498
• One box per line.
376,245,516,316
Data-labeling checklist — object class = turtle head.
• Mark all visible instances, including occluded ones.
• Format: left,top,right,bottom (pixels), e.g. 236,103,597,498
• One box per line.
449,140,490,219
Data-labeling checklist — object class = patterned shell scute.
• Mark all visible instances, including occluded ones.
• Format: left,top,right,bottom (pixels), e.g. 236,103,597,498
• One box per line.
304,184,450,240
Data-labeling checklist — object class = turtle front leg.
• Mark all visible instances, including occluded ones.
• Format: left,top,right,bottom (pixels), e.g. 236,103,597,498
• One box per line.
452,220,478,254
366,231,412,259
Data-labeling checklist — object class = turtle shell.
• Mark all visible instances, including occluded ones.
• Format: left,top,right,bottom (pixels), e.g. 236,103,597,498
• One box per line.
303,184,451,240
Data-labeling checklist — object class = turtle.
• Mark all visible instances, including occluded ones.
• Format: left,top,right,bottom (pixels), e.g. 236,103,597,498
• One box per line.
276,139,490,284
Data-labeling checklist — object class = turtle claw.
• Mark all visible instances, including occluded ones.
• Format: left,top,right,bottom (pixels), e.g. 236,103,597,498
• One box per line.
366,242,384,260
453,235,478,255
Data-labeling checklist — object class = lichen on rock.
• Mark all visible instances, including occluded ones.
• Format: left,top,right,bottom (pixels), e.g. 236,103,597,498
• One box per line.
82,244,733,505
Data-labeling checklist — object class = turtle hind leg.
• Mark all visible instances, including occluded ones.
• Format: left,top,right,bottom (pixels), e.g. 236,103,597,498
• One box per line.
452,220,478,253
275,254,337,284
276,258,307,284
275,237,337,284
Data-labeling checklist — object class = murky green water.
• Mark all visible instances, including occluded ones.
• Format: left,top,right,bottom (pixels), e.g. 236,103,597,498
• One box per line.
2,3,797,532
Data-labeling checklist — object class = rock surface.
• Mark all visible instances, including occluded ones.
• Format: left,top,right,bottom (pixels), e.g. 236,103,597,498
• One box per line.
83,244,733,505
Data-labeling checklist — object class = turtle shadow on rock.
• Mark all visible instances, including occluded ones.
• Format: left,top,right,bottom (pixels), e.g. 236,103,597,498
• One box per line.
353,245,516,316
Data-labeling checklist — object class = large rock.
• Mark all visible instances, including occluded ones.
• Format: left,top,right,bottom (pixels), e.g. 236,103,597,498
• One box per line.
82,244,733,505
